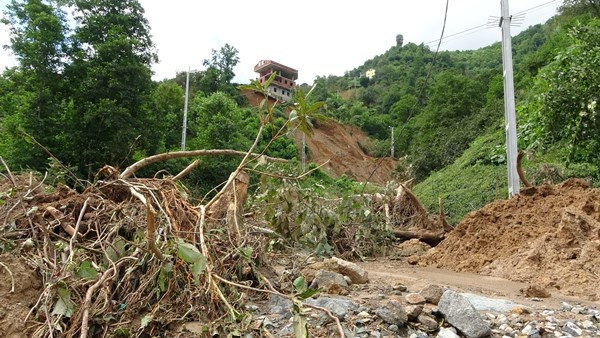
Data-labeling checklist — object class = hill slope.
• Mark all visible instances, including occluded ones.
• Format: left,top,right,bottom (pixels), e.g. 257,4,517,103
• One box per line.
296,120,395,184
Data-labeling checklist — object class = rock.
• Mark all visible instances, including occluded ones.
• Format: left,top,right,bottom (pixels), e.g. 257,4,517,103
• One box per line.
521,284,551,298
309,269,349,294
330,256,369,284
374,300,408,327
405,293,426,305
438,290,491,338
563,321,583,336
268,294,292,317
181,321,207,334
521,324,540,337
417,313,439,330
409,330,429,338
393,283,408,292
460,292,525,313
420,284,444,304
437,327,461,338
304,296,357,319
405,304,423,321
395,238,431,257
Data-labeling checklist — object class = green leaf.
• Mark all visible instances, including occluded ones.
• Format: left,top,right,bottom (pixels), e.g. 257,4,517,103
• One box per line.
292,276,308,294
296,288,319,300
176,240,203,263
52,286,74,318
140,314,153,330
190,256,207,284
76,261,97,280
239,247,253,261
158,262,173,292
106,236,127,263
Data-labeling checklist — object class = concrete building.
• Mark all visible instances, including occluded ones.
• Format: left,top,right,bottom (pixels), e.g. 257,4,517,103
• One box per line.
365,68,376,79
254,60,298,102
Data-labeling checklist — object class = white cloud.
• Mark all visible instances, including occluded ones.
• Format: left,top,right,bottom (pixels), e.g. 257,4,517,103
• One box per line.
1,0,561,84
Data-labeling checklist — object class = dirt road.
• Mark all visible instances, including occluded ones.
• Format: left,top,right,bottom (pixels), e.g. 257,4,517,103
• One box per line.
358,259,600,310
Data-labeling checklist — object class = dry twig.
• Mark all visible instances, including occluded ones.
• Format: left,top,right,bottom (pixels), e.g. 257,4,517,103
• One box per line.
0,262,15,293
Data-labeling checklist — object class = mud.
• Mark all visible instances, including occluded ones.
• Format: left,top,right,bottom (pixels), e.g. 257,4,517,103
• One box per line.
419,179,600,301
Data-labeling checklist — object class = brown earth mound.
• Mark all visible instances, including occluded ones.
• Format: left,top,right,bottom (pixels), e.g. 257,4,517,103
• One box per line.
296,120,395,184
419,178,600,301
0,254,42,338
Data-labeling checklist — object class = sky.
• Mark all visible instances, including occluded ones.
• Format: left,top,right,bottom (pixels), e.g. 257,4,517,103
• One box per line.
0,0,561,85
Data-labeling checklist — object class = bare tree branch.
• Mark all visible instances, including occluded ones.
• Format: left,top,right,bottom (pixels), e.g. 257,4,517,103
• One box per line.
120,149,288,179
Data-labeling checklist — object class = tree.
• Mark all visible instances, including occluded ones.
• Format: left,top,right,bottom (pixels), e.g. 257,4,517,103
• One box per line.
202,43,240,93
64,0,158,174
189,92,247,150
528,19,600,166
396,34,404,48
1,0,70,169
559,0,600,18
150,81,185,152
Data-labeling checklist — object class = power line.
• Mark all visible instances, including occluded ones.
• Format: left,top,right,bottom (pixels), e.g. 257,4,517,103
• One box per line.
514,0,559,16
425,24,487,46
425,0,559,47
362,0,451,190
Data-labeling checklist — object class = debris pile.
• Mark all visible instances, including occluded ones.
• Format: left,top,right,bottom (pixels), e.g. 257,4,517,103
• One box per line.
0,167,272,337
420,179,600,301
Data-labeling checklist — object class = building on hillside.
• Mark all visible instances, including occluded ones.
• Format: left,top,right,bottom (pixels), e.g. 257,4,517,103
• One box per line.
365,68,376,79
254,60,298,102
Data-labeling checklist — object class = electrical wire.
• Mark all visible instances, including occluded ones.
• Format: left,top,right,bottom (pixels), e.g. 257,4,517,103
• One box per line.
362,0,559,189
513,0,559,16
361,0,451,190
425,0,559,48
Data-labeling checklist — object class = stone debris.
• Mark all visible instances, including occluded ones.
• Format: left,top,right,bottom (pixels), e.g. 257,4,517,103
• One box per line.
438,290,492,338
261,278,599,337
420,284,444,305
406,292,428,305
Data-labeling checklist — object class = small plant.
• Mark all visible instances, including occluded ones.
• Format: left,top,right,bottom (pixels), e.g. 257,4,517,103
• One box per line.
291,276,319,338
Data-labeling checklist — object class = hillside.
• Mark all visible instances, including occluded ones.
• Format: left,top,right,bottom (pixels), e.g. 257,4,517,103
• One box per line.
296,120,395,185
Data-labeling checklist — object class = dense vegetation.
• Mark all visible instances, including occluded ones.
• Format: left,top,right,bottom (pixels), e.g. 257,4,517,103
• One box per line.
0,0,297,193
309,1,600,222
1,0,599,223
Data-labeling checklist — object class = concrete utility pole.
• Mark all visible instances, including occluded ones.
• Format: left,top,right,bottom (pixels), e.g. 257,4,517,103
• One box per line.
500,0,520,197
181,69,190,151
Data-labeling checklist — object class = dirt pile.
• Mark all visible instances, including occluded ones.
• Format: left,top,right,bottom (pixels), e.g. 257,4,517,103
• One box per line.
0,254,42,338
297,120,396,184
420,178,600,301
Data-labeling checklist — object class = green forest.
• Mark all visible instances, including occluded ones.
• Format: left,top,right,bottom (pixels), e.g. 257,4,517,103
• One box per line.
1,0,599,223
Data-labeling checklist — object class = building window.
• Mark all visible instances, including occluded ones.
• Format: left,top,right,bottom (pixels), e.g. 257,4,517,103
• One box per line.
273,88,277,93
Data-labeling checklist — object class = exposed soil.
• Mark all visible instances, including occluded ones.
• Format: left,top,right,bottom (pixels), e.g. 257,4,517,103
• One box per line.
0,254,42,338
243,89,396,184
296,120,396,185
418,178,600,302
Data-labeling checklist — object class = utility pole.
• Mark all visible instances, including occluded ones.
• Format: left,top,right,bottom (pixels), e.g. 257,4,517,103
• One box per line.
390,126,395,158
500,0,520,197
181,68,190,151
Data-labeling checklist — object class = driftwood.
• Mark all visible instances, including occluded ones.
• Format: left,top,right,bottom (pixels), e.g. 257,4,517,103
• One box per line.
393,230,446,246
517,151,532,188
120,149,287,179
205,170,250,238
